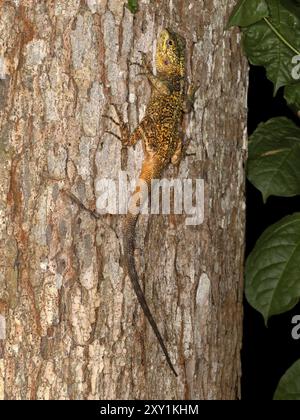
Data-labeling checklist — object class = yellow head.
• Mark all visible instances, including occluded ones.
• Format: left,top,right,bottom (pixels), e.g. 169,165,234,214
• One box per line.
156,28,185,79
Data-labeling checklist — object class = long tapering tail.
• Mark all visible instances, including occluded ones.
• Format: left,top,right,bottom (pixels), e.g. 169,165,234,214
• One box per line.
124,159,178,376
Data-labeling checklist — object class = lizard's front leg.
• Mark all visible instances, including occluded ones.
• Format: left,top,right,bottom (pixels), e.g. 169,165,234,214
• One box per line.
131,52,171,95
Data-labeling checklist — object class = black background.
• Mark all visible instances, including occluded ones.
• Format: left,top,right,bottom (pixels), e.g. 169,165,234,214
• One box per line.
241,65,300,400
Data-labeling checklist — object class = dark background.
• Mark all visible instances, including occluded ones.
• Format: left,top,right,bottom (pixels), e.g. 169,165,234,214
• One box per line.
241,65,300,400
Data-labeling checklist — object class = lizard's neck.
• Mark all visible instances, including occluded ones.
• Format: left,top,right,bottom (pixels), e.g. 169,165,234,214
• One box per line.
153,73,185,97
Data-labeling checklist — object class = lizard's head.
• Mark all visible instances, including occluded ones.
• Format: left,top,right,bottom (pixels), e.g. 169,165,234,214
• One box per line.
156,28,185,79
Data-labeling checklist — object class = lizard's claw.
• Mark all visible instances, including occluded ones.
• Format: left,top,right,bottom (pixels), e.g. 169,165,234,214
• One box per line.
182,137,194,158
63,190,100,220
183,84,200,113
129,61,144,69
103,104,130,147
138,51,148,63
136,72,150,78
104,130,121,141
129,51,152,77
140,52,152,74
187,83,200,101
102,114,120,126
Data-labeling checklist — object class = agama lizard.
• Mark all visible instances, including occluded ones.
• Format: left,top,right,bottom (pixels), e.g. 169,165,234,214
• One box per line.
106,28,196,376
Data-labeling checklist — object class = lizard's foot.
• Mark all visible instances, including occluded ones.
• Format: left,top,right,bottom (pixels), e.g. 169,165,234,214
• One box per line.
103,104,130,146
63,190,100,220
129,51,153,78
187,83,200,98
172,161,181,177
183,84,200,113
182,137,196,158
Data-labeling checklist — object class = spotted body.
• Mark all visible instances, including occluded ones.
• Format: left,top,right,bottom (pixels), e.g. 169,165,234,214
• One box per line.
108,29,195,376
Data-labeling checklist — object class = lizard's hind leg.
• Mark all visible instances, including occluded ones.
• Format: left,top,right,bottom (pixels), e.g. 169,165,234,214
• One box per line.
103,104,141,147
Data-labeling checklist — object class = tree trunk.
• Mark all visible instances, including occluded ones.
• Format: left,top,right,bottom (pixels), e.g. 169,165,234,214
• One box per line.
0,0,247,400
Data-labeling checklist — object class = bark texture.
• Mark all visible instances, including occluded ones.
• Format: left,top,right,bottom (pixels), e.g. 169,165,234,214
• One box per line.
0,0,248,400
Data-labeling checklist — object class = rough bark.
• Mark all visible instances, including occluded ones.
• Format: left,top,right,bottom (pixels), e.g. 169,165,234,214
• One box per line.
0,0,248,400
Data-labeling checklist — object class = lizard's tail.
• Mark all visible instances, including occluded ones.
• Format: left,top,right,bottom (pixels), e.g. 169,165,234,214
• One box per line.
123,159,178,377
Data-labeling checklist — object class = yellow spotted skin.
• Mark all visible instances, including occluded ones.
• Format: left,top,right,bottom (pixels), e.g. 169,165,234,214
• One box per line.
140,29,186,164
111,29,194,377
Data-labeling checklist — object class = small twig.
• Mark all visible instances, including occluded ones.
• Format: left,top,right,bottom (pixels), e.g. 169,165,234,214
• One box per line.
102,114,120,126
105,130,122,140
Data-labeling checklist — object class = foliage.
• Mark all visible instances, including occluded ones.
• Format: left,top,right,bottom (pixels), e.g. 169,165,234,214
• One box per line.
126,0,139,14
229,0,300,400
273,359,300,400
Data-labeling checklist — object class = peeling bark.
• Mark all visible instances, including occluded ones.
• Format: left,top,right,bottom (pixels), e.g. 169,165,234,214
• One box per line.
0,0,247,400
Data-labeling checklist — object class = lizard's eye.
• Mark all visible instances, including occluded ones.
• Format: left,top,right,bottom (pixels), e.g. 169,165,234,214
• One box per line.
167,39,173,46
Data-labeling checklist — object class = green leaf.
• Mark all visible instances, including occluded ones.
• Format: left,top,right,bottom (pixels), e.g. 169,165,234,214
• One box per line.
245,213,300,324
228,0,269,28
126,0,138,13
248,117,300,201
243,0,300,93
281,0,300,19
284,83,300,114
274,359,300,400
